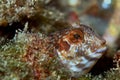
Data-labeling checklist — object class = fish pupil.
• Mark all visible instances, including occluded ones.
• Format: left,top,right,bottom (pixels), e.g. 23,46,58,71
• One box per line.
73,34,80,39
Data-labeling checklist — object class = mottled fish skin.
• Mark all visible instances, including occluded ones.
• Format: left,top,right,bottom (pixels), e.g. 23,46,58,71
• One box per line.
52,24,107,77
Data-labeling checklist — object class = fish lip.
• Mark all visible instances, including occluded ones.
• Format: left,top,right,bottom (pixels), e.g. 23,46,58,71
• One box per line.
95,46,107,53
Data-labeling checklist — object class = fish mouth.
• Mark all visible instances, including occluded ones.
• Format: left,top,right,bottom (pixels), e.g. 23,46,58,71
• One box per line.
95,46,107,53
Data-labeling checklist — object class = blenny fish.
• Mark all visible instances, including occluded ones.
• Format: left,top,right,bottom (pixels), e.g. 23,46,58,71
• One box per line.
25,24,107,79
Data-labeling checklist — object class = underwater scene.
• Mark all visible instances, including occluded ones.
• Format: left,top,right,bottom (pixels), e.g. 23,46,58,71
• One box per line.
0,0,120,80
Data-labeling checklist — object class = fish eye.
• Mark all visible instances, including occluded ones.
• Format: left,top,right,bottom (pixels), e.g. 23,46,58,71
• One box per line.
73,34,80,39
